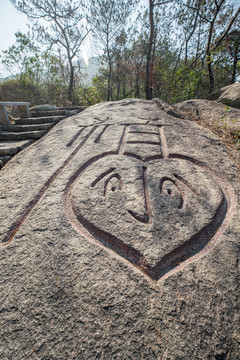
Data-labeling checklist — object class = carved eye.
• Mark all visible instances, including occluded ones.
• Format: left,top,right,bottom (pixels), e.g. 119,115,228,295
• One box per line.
160,177,183,209
104,174,122,196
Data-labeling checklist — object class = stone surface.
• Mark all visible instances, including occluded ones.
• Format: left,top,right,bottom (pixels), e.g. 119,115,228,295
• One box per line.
207,83,240,109
0,156,11,168
29,104,58,113
0,99,239,359
15,115,65,125
0,130,46,141
0,123,53,132
0,139,34,156
30,109,68,118
173,99,240,133
0,105,86,170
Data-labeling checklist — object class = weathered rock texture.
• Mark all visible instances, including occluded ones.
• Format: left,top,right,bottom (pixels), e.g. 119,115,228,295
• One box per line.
173,99,240,167
207,83,240,109
29,104,58,113
173,99,240,133
0,99,239,359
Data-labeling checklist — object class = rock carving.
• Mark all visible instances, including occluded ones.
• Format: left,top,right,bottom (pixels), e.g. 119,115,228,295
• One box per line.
63,123,235,282
2,109,236,284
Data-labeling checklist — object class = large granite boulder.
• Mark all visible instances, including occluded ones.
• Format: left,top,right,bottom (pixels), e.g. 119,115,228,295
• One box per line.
173,99,240,133
0,99,239,359
207,83,240,109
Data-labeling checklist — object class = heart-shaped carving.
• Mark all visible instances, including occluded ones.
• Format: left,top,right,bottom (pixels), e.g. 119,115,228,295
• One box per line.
63,153,234,282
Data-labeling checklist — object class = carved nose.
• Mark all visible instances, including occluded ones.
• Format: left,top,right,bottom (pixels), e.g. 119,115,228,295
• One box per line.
127,166,152,224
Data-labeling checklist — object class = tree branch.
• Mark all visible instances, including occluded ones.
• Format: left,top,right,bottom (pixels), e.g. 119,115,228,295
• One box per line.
211,7,240,53
153,0,173,6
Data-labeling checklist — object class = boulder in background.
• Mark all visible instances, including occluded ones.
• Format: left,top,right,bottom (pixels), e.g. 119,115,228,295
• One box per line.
207,83,240,109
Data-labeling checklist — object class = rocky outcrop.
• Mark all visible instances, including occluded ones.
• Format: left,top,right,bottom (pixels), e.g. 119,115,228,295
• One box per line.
173,99,240,133
207,83,240,109
1,99,239,359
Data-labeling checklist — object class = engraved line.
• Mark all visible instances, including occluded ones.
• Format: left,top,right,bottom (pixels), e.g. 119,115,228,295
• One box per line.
63,152,236,283
2,126,98,245
141,165,152,223
138,117,160,121
66,127,84,147
173,173,202,198
129,131,158,135
63,151,117,192
118,126,129,155
104,174,122,196
153,191,228,280
94,125,109,143
159,176,184,209
127,166,152,224
120,123,171,126
157,154,237,282
91,167,115,187
120,122,149,126
159,126,169,158
69,200,154,279
156,124,173,127
63,155,152,280
123,152,163,162
126,141,160,145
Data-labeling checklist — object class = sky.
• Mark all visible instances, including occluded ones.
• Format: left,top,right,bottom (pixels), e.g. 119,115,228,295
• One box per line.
0,0,29,77
0,0,148,77
0,1,29,54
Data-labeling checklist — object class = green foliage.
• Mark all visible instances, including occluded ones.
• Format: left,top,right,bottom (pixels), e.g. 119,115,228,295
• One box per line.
77,85,102,106
1,31,41,86
0,78,39,103
2,0,239,106
0,32,75,105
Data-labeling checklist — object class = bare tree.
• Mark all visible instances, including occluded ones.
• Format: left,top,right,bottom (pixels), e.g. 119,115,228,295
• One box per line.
145,0,174,100
88,0,135,101
180,0,240,93
11,0,90,103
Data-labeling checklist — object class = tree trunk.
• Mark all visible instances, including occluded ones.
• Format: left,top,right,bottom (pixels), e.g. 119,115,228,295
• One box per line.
206,1,225,93
116,63,120,100
135,74,139,98
68,62,74,103
106,32,112,102
207,57,214,93
107,61,112,101
185,40,189,66
145,0,154,100
231,48,238,84
123,77,126,98
185,2,200,66
206,19,215,94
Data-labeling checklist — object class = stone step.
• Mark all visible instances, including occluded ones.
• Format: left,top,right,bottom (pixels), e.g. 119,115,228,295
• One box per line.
59,106,86,111
30,110,68,117
15,116,64,125
0,156,11,168
0,123,53,132
0,130,46,141
0,140,34,156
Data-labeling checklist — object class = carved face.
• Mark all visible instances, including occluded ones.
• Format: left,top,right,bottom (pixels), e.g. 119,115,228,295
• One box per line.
64,154,227,280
